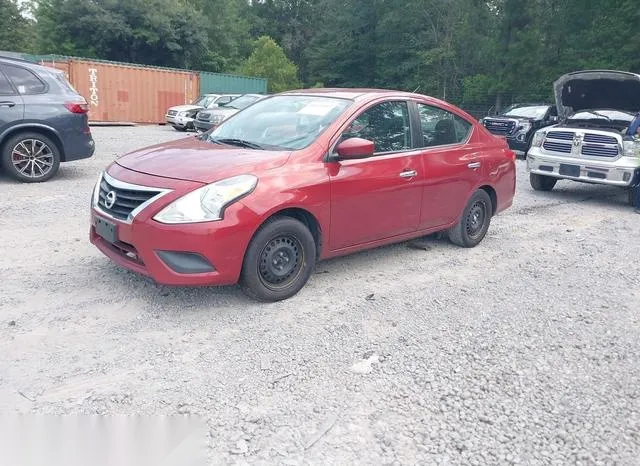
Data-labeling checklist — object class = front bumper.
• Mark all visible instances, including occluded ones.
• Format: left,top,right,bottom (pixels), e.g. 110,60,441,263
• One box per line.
166,115,194,128
505,135,530,154
527,148,640,187
194,120,214,132
89,168,259,286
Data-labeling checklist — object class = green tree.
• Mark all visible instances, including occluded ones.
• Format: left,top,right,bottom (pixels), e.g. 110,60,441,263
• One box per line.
239,36,300,92
0,0,35,53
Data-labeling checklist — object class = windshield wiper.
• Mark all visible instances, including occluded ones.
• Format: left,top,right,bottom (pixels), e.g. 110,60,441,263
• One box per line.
581,110,612,121
211,138,265,150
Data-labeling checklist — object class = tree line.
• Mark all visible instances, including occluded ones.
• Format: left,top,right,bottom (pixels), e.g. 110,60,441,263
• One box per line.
1,0,639,114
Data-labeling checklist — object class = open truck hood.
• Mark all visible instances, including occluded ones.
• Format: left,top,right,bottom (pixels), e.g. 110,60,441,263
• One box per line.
554,70,640,117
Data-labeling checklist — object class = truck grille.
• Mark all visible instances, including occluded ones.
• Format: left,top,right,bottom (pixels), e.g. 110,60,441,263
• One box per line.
98,176,162,221
581,144,618,157
167,110,177,116
483,119,516,136
542,130,621,158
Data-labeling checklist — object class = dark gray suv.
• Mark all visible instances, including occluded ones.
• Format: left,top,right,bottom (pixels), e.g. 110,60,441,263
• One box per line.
0,56,95,182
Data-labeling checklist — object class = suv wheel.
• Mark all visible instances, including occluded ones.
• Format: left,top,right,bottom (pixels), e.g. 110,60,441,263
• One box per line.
1,132,61,183
240,216,316,302
447,189,493,248
530,173,557,191
628,185,639,207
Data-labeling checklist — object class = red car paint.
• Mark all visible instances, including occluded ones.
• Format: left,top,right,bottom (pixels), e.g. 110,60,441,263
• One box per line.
90,89,515,286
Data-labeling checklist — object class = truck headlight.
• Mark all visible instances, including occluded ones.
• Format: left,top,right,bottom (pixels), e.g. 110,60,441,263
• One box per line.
153,175,258,224
623,139,640,158
518,122,532,133
531,130,546,147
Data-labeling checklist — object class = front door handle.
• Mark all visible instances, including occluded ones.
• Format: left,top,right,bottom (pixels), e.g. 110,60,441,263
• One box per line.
0,101,16,108
467,162,481,169
399,169,418,179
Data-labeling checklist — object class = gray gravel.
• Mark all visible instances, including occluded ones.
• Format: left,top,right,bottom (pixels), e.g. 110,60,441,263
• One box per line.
1,125,640,464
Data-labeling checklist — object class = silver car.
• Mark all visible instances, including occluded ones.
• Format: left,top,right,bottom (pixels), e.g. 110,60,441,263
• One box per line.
165,94,240,131
194,94,266,132
526,70,640,204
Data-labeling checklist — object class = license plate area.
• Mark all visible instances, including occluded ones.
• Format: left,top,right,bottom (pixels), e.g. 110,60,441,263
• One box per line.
559,163,580,177
95,216,118,244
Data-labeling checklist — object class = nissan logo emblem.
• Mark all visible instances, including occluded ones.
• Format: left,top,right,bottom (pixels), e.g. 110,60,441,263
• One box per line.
105,190,117,209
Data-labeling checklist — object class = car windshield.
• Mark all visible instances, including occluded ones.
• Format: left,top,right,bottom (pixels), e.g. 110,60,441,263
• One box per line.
568,109,635,122
207,95,353,150
503,105,549,119
192,95,217,107
221,95,262,110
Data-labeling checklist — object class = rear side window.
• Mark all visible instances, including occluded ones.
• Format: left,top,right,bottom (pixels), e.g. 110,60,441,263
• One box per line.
0,71,15,95
417,103,472,147
1,64,46,95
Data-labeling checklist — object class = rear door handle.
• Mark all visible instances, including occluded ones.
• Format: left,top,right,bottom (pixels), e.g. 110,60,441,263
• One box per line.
0,101,16,108
399,169,418,179
467,162,481,169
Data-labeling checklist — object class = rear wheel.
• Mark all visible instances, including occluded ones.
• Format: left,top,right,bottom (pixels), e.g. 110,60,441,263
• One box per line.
1,132,61,183
530,173,557,191
240,216,316,302
447,189,493,248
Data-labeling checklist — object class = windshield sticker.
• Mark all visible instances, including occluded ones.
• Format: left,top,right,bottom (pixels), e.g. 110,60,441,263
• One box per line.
297,101,340,116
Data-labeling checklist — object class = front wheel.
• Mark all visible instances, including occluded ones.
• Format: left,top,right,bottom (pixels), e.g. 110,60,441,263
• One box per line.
1,132,61,183
530,173,557,191
628,185,639,207
240,216,316,302
172,125,186,132
447,189,493,248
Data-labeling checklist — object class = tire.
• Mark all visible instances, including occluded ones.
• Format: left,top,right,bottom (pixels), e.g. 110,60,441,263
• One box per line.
240,216,316,302
530,172,557,191
172,125,186,132
628,185,639,207
447,189,493,248
1,132,61,183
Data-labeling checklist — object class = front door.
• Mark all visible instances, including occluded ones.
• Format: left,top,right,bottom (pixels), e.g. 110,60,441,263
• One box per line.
328,100,423,250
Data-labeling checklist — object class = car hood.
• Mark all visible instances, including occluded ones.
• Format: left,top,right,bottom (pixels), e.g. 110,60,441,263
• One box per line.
200,108,240,118
115,136,291,184
168,104,202,113
554,70,640,116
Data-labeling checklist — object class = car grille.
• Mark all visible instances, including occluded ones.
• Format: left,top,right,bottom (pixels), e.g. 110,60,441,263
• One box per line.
197,113,210,121
167,110,177,116
581,144,619,157
98,176,162,221
542,130,620,158
483,119,516,136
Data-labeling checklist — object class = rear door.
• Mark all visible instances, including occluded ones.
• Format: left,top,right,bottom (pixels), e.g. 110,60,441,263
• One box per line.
0,66,24,134
1,63,49,123
412,101,483,229
329,100,424,250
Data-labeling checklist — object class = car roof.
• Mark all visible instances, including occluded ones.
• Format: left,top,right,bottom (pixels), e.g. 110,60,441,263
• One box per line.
280,88,426,101
0,55,57,74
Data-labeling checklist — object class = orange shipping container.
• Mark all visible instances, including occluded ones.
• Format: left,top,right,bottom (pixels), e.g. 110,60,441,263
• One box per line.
44,59,200,124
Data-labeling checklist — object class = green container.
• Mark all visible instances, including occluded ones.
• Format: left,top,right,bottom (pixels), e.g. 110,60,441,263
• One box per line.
200,71,268,95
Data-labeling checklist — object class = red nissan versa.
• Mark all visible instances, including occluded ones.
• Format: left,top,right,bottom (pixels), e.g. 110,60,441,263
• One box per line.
90,89,516,301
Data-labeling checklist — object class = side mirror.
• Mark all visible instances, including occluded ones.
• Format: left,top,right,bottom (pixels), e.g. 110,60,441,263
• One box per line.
335,137,375,160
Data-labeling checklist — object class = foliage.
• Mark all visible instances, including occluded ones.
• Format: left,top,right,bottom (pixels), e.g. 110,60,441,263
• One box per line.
239,36,301,93
1,0,637,114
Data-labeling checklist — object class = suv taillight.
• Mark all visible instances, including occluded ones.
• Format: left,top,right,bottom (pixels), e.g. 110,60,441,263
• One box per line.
64,102,89,114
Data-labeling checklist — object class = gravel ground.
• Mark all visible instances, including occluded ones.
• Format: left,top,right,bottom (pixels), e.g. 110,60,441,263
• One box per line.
1,125,640,465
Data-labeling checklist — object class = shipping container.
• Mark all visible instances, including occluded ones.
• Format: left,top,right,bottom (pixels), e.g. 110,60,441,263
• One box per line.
200,72,267,95
40,58,200,124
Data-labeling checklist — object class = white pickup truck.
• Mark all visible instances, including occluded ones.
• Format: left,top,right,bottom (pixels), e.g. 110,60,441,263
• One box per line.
526,70,640,204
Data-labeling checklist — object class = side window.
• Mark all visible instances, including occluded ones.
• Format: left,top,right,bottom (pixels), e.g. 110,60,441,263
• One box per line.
548,106,558,117
1,64,46,95
0,71,15,95
342,101,411,153
417,103,472,147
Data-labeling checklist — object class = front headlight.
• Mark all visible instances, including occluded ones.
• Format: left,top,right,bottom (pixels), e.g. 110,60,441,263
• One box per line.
623,139,640,158
212,115,225,124
518,122,532,132
153,175,258,224
531,130,546,147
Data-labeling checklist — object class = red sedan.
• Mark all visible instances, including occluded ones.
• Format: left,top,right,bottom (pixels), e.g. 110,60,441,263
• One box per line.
90,89,516,301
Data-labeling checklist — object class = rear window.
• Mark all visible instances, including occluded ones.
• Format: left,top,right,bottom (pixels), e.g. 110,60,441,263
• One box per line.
51,70,78,94
1,64,46,95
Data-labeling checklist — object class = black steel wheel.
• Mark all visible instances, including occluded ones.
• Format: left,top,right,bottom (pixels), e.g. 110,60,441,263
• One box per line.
240,216,316,302
1,132,61,183
448,189,493,248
